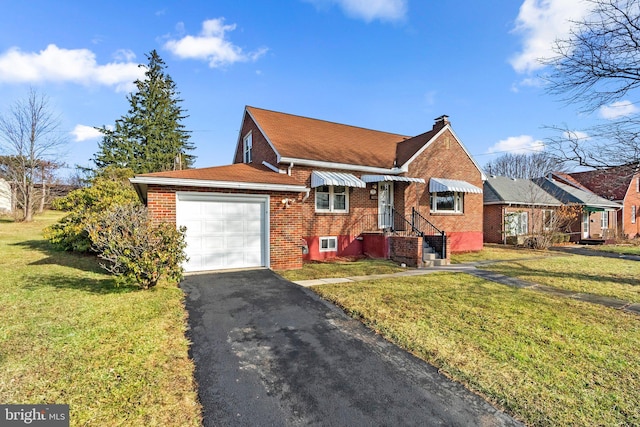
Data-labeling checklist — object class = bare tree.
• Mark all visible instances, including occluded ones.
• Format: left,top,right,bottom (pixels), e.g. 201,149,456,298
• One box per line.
542,0,640,169
0,90,67,221
484,152,567,179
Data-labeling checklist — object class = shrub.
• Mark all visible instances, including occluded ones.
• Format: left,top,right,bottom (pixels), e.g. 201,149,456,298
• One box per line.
87,203,187,289
44,167,139,252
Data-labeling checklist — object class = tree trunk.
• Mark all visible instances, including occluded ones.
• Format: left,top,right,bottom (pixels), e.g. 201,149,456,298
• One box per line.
24,183,33,222
38,181,46,213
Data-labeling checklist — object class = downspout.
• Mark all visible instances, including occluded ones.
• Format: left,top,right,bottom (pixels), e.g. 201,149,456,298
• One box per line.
287,162,294,176
302,188,310,202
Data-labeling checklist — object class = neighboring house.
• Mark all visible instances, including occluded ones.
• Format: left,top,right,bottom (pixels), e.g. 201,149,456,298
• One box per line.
0,178,11,213
560,166,640,239
483,176,563,244
130,106,485,272
535,176,621,242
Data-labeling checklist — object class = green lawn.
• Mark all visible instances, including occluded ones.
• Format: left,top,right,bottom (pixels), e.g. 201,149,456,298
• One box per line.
278,258,407,281
482,254,640,303
314,274,640,426
0,212,201,426
590,244,640,256
451,244,557,264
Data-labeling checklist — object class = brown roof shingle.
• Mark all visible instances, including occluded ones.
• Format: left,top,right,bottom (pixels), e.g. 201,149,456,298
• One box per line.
136,163,305,186
247,106,410,168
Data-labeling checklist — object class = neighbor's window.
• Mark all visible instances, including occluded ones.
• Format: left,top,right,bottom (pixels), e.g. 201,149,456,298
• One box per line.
315,185,348,213
430,191,463,213
601,211,609,229
632,205,637,224
543,209,554,230
319,236,338,252
243,132,253,163
506,212,528,236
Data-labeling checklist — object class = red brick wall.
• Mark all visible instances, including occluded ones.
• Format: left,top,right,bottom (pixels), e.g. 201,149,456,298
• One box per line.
405,128,484,252
233,112,279,167
388,236,423,267
146,185,304,270
623,175,640,238
483,205,503,243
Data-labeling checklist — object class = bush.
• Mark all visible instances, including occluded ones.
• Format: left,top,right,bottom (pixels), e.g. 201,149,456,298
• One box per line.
44,167,139,252
87,203,188,289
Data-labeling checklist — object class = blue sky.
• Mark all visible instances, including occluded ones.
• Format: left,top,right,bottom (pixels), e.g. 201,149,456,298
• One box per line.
0,0,631,177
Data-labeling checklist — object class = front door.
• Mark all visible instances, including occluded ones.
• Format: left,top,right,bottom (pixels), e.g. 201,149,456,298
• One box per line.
582,211,589,238
378,182,394,229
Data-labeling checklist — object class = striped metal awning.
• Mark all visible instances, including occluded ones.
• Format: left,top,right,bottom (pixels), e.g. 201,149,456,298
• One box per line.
361,175,425,184
310,171,366,188
429,177,482,194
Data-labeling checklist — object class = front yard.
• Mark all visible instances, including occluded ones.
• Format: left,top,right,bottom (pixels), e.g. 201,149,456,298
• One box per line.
291,250,640,426
0,212,201,426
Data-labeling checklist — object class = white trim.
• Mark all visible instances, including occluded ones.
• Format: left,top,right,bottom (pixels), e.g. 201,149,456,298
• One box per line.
319,236,338,252
175,192,271,270
245,107,282,162
262,161,285,173
130,176,307,193
401,125,487,180
279,156,404,174
242,131,253,164
315,185,349,213
361,175,425,183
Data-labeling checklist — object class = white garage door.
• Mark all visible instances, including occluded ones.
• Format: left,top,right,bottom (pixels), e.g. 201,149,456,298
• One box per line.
176,193,269,272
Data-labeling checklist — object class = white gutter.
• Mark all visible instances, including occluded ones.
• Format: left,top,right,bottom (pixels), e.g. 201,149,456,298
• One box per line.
279,156,405,174
129,177,307,193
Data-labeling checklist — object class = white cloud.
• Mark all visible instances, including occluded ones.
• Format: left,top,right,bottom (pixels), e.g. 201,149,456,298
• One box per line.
113,49,136,62
510,0,591,74
304,0,406,22
563,130,589,141
164,18,268,68
0,44,143,92
71,124,104,142
599,100,639,119
488,135,545,154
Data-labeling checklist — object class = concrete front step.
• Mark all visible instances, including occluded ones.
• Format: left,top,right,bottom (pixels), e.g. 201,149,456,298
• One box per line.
422,259,449,267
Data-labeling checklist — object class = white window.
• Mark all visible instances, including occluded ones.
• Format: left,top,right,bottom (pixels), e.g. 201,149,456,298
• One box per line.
315,185,348,213
543,209,554,231
601,211,609,229
243,132,252,163
430,191,463,213
506,212,528,236
319,236,338,252
632,205,637,224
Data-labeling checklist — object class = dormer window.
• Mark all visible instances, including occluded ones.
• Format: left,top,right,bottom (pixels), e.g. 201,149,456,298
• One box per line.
243,132,252,163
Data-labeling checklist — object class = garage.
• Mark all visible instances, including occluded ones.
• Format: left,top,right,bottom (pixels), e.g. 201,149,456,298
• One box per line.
176,192,269,272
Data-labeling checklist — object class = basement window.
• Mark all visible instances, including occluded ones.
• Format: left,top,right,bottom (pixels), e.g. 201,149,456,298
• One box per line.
319,236,338,252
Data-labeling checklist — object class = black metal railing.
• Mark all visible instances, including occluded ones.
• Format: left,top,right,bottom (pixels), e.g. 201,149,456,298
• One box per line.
348,207,448,260
411,207,447,260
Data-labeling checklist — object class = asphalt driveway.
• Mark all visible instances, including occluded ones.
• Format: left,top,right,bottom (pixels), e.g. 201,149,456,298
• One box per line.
181,269,521,426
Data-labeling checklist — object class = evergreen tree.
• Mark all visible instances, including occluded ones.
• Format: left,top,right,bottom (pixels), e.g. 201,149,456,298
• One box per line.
93,50,195,173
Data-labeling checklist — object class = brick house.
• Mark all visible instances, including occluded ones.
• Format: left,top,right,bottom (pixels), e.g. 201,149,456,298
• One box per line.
483,176,563,244
561,165,640,239
484,175,622,244
130,106,484,272
536,175,621,242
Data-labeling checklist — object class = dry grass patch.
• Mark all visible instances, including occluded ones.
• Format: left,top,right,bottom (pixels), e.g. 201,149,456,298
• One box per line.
0,211,201,426
278,258,406,281
452,244,557,264
314,273,640,426
483,254,640,303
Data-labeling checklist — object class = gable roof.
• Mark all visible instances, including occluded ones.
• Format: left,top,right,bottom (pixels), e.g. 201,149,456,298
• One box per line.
484,176,562,206
246,106,409,169
534,177,622,209
568,164,639,201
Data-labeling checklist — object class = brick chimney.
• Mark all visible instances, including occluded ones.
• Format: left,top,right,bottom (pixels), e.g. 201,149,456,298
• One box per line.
433,115,450,130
